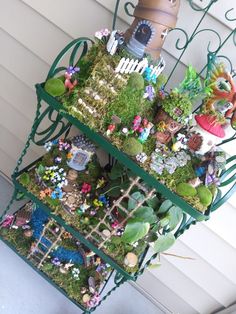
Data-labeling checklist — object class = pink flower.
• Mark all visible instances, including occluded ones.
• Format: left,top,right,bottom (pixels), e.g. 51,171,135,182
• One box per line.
112,221,119,229
81,183,92,194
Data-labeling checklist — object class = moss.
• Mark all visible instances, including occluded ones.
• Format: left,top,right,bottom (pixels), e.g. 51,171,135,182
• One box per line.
160,91,192,124
154,161,196,191
197,185,213,206
123,137,143,156
127,73,144,90
106,86,147,126
176,183,197,197
45,78,66,97
143,136,156,156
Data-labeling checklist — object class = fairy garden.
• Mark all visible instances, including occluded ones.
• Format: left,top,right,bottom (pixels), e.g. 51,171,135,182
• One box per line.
0,202,111,309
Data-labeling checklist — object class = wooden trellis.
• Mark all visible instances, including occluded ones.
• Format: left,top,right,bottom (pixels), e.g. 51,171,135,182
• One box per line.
85,176,156,249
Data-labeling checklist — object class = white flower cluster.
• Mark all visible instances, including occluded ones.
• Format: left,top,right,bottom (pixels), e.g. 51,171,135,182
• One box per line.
72,267,80,279
136,152,148,164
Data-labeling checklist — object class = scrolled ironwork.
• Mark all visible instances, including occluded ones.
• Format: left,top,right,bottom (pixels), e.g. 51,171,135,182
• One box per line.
47,38,93,80
32,104,71,146
188,0,219,12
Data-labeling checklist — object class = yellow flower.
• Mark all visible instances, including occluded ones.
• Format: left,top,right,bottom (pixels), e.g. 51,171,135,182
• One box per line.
93,199,103,207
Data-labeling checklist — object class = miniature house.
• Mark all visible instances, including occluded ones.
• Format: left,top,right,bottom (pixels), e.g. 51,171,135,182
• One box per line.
125,0,180,60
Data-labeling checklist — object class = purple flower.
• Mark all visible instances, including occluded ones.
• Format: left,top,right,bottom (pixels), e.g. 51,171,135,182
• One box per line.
66,66,80,76
144,85,155,101
52,257,61,267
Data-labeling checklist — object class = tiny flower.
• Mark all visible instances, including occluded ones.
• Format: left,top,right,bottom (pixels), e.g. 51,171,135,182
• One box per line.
44,141,53,152
72,267,80,279
98,195,108,205
93,199,103,207
81,183,92,194
54,156,62,164
39,190,46,200
52,257,61,267
111,221,119,229
66,66,80,76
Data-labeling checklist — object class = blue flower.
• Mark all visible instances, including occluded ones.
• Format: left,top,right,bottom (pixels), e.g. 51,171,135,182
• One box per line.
98,195,108,205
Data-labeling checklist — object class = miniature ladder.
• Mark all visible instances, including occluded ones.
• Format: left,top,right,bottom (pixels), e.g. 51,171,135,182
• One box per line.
27,221,65,269
85,176,156,249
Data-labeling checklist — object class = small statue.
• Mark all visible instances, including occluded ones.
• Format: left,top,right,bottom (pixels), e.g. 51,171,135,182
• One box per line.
139,122,153,143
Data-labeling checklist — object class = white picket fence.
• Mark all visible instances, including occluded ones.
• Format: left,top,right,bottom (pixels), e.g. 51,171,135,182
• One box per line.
115,57,166,78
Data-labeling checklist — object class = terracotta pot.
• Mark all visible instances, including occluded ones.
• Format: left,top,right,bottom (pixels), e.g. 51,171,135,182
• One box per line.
125,0,180,60
155,108,183,144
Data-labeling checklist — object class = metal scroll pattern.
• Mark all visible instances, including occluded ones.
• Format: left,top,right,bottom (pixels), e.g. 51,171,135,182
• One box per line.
32,38,94,146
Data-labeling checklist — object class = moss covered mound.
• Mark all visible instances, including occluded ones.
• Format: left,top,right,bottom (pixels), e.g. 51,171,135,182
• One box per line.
123,137,143,156
176,183,197,197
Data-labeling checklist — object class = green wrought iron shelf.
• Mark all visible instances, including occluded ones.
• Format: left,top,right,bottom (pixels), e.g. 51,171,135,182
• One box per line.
1,0,236,313
35,83,209,222
12,174,137,281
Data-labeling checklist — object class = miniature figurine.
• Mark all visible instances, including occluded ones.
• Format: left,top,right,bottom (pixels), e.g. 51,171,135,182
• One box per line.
139,122,153,143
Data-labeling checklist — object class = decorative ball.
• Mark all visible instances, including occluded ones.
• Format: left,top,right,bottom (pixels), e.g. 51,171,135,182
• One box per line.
23,229,33,238
176,182,197,197
83,294,91,303
102,229,111,238
127,72,144,90
123,137,143,156
124,253,138,268
44,78,66,97
197,186,213,206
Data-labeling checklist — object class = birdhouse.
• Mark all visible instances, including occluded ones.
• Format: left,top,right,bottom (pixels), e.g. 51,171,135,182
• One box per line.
125,0,180,60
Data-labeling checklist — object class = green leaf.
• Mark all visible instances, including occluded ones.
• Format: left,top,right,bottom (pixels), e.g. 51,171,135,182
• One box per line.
153,233,176,253
146,231,158,243
133,206,157,224
158,200,173,214
109,163,125,180
121,220,150,243
128,192,145,210
37,164,45,175
160,217,170,228
146,196,159,209
168,206,183,231
19,173,30,186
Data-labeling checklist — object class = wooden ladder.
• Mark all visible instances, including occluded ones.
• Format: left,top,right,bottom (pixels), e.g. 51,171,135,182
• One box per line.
27,220,65,269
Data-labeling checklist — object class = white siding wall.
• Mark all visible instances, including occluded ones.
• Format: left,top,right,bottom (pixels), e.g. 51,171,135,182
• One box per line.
0,0,236,313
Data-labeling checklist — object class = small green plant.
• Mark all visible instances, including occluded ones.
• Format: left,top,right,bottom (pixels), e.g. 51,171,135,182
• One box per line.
161,91,192,124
